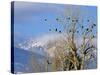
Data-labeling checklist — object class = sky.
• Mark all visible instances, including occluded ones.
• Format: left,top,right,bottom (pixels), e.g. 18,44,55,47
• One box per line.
13,1,97,44
12,2,97,73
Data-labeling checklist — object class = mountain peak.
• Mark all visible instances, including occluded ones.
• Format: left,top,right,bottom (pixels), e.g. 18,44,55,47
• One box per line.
18,33,66,50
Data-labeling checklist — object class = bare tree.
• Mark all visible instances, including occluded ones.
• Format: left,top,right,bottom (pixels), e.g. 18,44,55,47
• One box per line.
30,5,97,72
46,6,97,71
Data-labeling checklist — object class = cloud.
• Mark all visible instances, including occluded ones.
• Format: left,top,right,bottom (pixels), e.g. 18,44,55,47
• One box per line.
14,1,67,23
18,33,65,49
17,32,97,57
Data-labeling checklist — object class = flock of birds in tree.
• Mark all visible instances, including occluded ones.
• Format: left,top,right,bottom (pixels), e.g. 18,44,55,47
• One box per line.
44,17,96,38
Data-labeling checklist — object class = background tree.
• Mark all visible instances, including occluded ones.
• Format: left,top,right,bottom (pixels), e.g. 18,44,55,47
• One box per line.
45,6,97,70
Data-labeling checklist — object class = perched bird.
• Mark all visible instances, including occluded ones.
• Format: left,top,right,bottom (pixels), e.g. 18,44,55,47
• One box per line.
87,20,89,22
49,29,51,31
76,19,78,22
72,20,74,22
44,19,47,21
93,24,96,26
86,28,89,31
91,26,94,28
69,30,71,32
77,31,79,33
55,28,57,31
59,30,61,33
56,18,59,21
81,26,84,29
90,30,92,32
67,17,70,20
92,35,95,38
47,60,52,64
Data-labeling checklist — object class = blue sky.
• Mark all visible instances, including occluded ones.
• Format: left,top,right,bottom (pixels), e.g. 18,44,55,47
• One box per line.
13,2,97,73
14,1,97,44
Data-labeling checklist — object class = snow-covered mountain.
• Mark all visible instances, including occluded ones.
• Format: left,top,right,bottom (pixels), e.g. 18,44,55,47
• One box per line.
13,33,97,73
13,33,63,73
16,33,97,57
17,33,66,57
18,33,64,48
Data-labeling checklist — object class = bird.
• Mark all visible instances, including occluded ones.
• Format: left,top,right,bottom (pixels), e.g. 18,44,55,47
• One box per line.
72,20,74,22
44,19,47,21
76,19,78,22
91,26,94,28
81,26,84,29
92,35,95,38
86,28,89,31
93,24,96,26
47,60,52,64
67,17,70,20
77,31,79,33
56,18,59,21
69,30,71,32
49,29,51,31
87,20,89,22
90,30,92,32
59,30,61,33
55,28,57,31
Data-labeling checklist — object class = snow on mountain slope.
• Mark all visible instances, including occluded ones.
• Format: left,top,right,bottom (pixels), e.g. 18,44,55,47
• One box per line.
17,33,66,57
14,33,97,73
17,33,97,57
18,33,62,50
18,33,64,49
